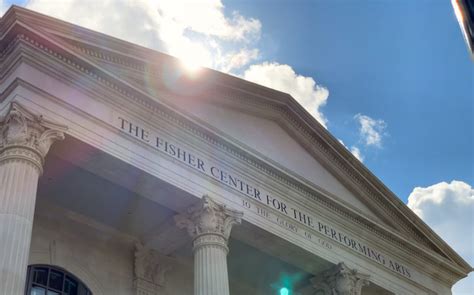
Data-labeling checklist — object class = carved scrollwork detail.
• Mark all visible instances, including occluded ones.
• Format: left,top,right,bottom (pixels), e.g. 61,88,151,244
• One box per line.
311,263,370,295
134,243,172,286
133,243,174,295
0,103,66,172
37,128,66,157
174,195,243,246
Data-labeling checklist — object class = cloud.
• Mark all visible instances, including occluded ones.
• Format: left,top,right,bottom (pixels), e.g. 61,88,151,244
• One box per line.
338,140,364,162
354,114,386,148
217,48,259,73
407,180,474,294
28,0,163,49
1,0,8,16
26,0,261,72
155,3,261,42
243,62,329,127
349,146,364,162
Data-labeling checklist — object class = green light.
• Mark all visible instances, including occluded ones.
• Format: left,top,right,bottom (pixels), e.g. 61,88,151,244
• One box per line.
279,287,289,295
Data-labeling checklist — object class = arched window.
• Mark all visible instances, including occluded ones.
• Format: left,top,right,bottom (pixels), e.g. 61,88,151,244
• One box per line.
25,265,92,295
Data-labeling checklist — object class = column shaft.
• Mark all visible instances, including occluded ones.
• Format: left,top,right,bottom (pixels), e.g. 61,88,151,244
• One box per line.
0,154,41,294
194,238,230,295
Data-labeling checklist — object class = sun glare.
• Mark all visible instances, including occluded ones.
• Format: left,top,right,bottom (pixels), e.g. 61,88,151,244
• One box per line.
180,56,202,73
176,42,212,75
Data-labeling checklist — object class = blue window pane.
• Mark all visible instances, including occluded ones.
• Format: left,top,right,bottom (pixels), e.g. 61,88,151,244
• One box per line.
65,276,78,295
27,266,92,295
32,268,48,286
30,286,46,295
78,284,90,295
48,270,64,290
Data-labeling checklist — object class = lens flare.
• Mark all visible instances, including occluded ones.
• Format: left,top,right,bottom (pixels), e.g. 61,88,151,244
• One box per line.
180,56,202,73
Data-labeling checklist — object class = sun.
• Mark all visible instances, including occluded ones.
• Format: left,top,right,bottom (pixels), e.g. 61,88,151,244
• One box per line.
180,55,203,73
177,42,212,74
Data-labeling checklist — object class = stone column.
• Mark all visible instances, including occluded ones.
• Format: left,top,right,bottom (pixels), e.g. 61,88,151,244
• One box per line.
311,262,370,295
175,195,243,295
0,103,65,294
134,243,172,295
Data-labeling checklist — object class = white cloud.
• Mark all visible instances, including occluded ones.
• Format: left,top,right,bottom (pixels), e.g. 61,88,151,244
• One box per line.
243,62,329,127
1,1,8,16
156,2,260,42
26,0,261,72
28,0,163,49
407,180,474,295
338,139,364,162
349,146,364,162
354,113,386,148
217,48,259,73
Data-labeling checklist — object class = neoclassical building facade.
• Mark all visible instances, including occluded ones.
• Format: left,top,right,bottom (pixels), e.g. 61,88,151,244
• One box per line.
0,6,471,295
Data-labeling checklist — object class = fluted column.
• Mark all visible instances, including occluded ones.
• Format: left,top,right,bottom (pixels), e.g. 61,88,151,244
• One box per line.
311,262,370,295
175,195,243,295
0,103,65,295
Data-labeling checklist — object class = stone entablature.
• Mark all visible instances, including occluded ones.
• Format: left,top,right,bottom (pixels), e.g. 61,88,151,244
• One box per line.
109,111,453,287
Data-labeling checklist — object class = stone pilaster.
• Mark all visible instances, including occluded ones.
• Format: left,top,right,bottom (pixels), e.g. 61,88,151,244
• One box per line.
311,262,370,295
174,195,243,295
134,243,172,295
0,103,65,295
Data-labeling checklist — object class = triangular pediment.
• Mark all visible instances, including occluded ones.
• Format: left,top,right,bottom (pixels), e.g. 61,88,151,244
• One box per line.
1,5,471,276
168,99,387,221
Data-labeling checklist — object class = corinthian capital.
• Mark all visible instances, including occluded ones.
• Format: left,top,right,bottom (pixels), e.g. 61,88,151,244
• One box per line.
311,262,370,295
174,195,243,241
0,103,66,171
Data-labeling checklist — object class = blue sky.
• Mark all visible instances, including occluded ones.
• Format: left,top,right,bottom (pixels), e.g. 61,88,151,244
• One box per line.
1,0,473,293
229,0,473,200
